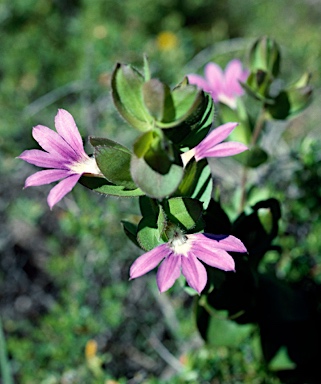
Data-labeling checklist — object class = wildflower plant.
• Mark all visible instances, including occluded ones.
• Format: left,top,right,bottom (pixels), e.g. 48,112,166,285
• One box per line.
19,37,315,380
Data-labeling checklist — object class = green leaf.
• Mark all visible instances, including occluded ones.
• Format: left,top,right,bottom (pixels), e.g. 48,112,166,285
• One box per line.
121,220,140,248
266,91,291,119
172,84,200,120
232,198,281,269
175,159,213,209
95,145,136,189
89,137,131,153
194,92,215,129
257,207,273,234
111,63,153,131
157,206,167,239
219,102,252,145
206,311,253,347
156,84,205,129
286,73,313,115
91,138,136,189
137,221,163,251
133,130,174,174
243,71,274,102
142,79,175,122
268,347,296,371
288,86,313,115
137,198,164,251
133,131,155,158
162,197,203,231
179,93,215,147
79,176,144,197
163,93,214,147
130,155,183,198
139,195,159,218
196,303,253,347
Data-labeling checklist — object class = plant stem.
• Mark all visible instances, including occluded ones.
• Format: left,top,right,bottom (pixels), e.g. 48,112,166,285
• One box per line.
239,107,266,212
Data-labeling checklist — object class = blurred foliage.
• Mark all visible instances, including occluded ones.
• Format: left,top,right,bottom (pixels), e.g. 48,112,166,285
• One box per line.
1,0,321,383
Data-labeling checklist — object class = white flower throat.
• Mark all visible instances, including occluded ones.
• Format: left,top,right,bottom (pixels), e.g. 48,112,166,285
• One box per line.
70,156,102,175
170,233,191,257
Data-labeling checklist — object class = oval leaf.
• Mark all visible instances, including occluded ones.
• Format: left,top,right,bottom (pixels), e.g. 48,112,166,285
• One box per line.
156,84,205,129
163,197,203,231
130,155,183,198
175,159,213,209
90,137,131,153
95,145,137,189
111,63,153,131
80,176,144,197
136,200,164,251
142,79,175,122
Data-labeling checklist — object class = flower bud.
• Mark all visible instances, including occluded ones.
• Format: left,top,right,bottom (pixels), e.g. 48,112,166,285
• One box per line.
248,36,281,77
286,72,313,115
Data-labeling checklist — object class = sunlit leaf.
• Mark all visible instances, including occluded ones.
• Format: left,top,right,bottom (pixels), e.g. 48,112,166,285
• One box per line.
95,145,136,189
162,197,203,231
175,159,213,209
111,63,153,131
80,176,144,197
156,84,206,129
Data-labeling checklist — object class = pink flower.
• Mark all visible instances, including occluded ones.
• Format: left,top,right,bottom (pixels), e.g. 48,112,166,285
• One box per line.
188,59,249,109
181,122,248,167
130,232,247,294
18,109,101,209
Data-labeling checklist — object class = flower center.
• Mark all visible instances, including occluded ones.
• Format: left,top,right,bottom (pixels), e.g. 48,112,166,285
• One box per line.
218,93,237,109
70,156,102,176
181,148,196,167
170,233,191,257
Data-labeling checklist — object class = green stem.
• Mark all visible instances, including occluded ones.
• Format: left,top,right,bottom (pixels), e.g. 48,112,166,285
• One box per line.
200,296,245,320
0,318,14,384
239,107,266,213
250,108,267,148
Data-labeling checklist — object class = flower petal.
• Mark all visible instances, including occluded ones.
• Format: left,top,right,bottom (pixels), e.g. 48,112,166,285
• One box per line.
191,246,235,271
195,122,239,151
181,253,207,294
195,141,248,160
156,253,181,293
24,169,70,187
47,173,81,209
187,74,212,93
204,62,224,99
200,234,248,253
130,244,170,280
225,59,248,96
18,149,68,169
55,109,86,156
32,125,79,161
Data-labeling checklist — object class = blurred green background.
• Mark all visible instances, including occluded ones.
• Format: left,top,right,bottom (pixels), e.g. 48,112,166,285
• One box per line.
1,0,321,383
